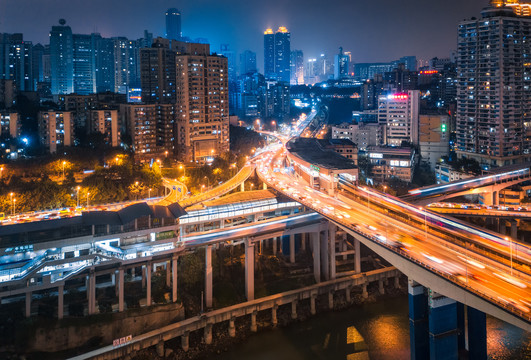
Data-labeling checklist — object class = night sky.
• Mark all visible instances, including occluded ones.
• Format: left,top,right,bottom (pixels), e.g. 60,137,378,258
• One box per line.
1,0,489,69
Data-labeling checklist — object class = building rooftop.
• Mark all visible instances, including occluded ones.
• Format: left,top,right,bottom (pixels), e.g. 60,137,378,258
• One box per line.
187,190,278,210
287,138,358,171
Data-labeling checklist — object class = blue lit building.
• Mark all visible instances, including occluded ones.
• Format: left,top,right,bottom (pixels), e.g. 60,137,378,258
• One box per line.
73,34,96,95
50,19,74,95
165,8,182,41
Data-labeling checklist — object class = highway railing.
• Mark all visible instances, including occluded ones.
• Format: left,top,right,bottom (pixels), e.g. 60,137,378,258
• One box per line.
178,164,255,208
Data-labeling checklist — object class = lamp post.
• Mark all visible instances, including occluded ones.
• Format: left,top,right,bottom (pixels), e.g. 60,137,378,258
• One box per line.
86,192,90,207
179,164,186,177
12,198,16,216
0,166,3,179
76,186,80,207
204,176,210,189
148,188,151,200
62,161,66,181
201,184,205,193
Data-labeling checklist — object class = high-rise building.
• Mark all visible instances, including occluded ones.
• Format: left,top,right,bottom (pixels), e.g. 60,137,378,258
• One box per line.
220,44,237,81
456,1,531,167
73,34,96,95
121,103,175,162
32,43,45,86
419,113,450,169
383,63,418,92
378,91,420,147
50,19,74,95
92,34,115,93
264,28,275,79
334,47,350,80
0,33,34,92
38,111,74,153
290,50,304,85
87,109,119,147
0,111,20,138
240,50,257,75
165,8,182,41
140,44,176,104
113,37,140,94
274,27,291,83
175,44,229,163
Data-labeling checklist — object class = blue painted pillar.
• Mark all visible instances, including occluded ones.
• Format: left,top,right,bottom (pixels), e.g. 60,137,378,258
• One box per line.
467,307,487,360
409,280,429,360
428,291,458,360
456,302,466,353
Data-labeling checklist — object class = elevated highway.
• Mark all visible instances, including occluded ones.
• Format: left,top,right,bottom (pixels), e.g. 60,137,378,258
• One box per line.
256,135,531,331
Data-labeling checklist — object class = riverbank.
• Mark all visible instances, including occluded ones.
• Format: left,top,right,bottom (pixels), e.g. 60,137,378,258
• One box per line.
126,275,407,360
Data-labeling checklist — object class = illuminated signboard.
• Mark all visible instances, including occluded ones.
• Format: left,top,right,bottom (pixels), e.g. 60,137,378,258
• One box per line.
387,94,408,100
310,164,320,173
441,124,447,133
420,70,438,75
369,153,384,159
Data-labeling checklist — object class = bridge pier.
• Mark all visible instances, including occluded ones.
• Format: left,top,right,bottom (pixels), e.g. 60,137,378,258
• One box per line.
273,237,278,254
87,271,96,315
428,291,458,360
146,262,152,306
467,307,487,360
329,224,336,280
58,285,64,319
118,268,124,312
181,331,189,351
408,280,429,360
25,291,31,318
510,220,518,239
245,239,255,301
291,300,298,319
229,317,236,337
204,323,213,344
272,304,278,327
320,229,330,281
354,238,361,273
311,232,320,282
251,311,258,332
289,234,295,264
172,256,178,303
205,245,213,309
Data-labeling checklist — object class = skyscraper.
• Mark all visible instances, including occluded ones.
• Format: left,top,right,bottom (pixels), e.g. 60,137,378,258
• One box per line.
113,37,140,94
140,44,176,104
240,50,257,75
165,8,182,41
264,28,275,79
92,34,115,93
378,91,420,147
220,44,237,81
50,19,74,95
175,43,229,163
334,47,349,80
456,1,531,167
0,33,33,91
290,50,304,85
73,34,96,95
274,27,291,83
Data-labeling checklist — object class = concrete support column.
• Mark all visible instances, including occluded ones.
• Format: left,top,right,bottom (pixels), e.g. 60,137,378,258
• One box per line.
172,256,178,303
166,261,171,287
510,220,518,240
88,271,96,315
362,283,368,299
156,340,164,357
251,311,258,332
500,221,507,236
329,224,336,280
345,287,351,303
379,279,385,295
291,300,298,320
240,182,245,192
263,183,267,190
118,268,124,312
328,292,334,310
229,317,236,338
301,233,306,251
146,262,152,306
467,307,487,360
457,303,466,353
320,229,330,281
272,304,278,327
204,323,213,345
272,237,277,254
394,276,400,289
342,233,348,260
141,265,146,288
310,294,317,315
205,245,213,309
354,238,361,273
493,190,499,206
428,292,458,360
409,280,429,360
245,239,255,301
25,291,31,318
289,234,296,264
181,331,190,352
58,285,64,319
311,232,320,283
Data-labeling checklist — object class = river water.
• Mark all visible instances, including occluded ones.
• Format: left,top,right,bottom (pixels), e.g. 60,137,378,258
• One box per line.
218,296,530,360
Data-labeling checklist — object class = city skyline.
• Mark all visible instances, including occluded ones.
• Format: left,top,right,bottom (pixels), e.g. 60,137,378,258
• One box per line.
1,0,490,70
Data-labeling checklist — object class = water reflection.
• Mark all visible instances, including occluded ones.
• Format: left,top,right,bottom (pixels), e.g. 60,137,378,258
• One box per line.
218,295,530,360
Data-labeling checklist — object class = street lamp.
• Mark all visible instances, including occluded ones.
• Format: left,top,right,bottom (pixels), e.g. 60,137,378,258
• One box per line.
204,176,210,189
148,188,151,199
12,198,16,216
506,237,513,275
179,164,186,177
86,192,90,207
0,166,3,179
76,186,81,207
165,151,168,158
201,184,205,193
